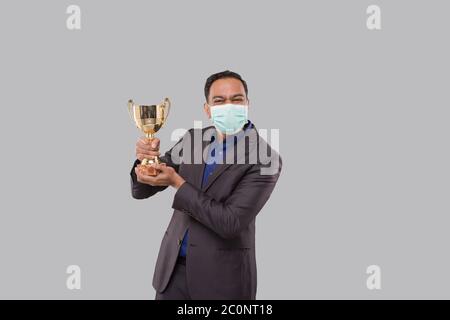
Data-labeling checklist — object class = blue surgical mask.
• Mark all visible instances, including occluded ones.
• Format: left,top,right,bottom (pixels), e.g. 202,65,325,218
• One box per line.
210,103,248,135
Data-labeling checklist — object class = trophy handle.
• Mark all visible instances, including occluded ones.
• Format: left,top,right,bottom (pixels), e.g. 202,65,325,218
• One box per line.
127,99,134,121
162,97,171,119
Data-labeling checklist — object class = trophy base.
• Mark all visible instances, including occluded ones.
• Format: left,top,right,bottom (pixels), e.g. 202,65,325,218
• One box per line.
137,164,158,176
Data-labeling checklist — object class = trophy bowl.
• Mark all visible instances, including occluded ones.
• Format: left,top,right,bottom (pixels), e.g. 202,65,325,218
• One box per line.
128,97,171,176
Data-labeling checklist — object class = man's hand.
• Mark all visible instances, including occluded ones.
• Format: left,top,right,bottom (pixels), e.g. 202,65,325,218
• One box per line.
136,137,160,162
135,163,186,189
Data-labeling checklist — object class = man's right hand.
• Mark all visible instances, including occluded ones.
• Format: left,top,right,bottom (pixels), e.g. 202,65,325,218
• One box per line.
136,137,160,162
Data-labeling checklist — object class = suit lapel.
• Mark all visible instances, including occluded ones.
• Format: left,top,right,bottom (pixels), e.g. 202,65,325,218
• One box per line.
188,129,209,189
201,163,232,192
188,125,258,192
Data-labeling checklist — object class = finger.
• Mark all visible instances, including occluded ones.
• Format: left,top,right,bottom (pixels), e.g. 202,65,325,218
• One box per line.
151,138,160,149
136,151,160,159
136,145,160,154
137,139,155,151
140,137,160,147
135,168,160,185
153,163,168,171
138,139,160,152
135,167,145,182
136,148,160,157
137,137,149,147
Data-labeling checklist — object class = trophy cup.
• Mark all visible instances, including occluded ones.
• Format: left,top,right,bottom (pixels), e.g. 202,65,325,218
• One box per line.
128,97,171,176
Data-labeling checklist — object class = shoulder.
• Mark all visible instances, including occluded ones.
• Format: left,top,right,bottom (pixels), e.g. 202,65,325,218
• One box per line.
254,128,283,176
240,125,283,176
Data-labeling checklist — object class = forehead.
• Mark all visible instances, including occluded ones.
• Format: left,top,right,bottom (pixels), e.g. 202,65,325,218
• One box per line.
209,78,246,96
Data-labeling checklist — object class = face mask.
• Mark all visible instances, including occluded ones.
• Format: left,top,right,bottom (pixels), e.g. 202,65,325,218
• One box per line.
210,103,248,135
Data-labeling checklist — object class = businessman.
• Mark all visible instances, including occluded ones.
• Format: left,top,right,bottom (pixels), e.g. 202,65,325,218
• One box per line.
130,70,282,300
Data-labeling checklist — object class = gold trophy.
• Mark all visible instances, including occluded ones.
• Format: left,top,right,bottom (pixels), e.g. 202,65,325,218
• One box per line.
128,97,171,176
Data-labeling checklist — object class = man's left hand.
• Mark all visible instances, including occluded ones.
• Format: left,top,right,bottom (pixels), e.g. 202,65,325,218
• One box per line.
135,163,186,189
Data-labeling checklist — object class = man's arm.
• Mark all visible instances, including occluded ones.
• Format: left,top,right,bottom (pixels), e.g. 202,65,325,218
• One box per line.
171,156,282,239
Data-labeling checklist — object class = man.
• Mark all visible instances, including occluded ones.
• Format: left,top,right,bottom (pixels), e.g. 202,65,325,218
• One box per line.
129,70,282,300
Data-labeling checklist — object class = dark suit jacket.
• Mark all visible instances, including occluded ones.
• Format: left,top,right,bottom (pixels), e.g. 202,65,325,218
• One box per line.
129,124,282,299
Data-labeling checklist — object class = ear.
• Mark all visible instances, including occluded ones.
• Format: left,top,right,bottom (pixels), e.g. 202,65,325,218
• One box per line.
204,102,211,119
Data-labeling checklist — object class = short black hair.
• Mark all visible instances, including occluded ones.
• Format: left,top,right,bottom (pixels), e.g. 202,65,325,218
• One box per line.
204,70,248,102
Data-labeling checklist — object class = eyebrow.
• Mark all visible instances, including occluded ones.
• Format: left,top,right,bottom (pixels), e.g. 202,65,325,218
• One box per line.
212,94,245,100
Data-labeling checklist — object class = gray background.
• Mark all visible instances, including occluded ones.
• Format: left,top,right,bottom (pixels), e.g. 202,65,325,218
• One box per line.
0,0,449,299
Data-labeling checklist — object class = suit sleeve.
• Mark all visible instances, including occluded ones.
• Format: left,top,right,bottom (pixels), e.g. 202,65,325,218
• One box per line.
130,135,184,200
171,156,282,239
